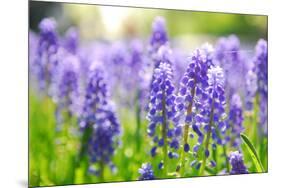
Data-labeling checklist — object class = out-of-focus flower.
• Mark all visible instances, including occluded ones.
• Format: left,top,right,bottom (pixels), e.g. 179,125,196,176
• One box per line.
229,151,248,174
38,18,58,54
254,39,268,135
245,68,258,112
227,94,244,147
64,27,79,54
149,16,169,53
80,65,121,175
53,51,81,123
34,18,59,92
138,163,154,180
215,35,248,101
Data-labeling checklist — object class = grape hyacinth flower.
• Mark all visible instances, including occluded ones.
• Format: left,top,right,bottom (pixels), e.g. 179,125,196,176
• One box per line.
79,65,121,180
229,151,248,174
125,39,150,107
215,35,247,102
29,31,39,84
227,94,244,148
254,39,268,135
34,18,59,93
148,17,171,81
147,62,179,174
199,66,228,175
154,43,174,68
64,27,79,54
138,163,155,180
127,39,151,152
106,42,129,97
53,51,81,128
149,16,169,54
245,68,258,112
175,48,210,175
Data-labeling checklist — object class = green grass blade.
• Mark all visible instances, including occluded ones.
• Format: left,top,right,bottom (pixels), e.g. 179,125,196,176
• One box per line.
240,133,264,172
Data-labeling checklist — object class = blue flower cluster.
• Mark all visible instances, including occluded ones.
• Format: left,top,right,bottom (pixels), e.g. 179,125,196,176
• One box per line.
80,66,121,173
255,39,268,135
138,163,155,180
176,49,210,150
196,66,227,176
29,16,267,180
215,35,247,101
149,16,169,53
34,18,59,92
147,62,180,159
226,94,244,148
229,151,248,174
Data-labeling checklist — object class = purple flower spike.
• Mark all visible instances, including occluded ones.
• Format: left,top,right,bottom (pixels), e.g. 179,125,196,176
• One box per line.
229,151,248,174
38,18,58,55
150,16,169,52
205,66,227,141
54,51,81,117
64,27,79,54
176,48,210,144
254,39,268,135
80,65,121,175
34,18,59,92
245,68,258,112
138,163,155,180
147,61,180,173
215,35,248,101
227,94,244,147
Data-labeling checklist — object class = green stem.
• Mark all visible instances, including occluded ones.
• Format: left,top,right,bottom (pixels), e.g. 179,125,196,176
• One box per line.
162,91,168,176
254,94,260,146
199,99,214,176
77,124,93,180
199,130,211,176
99,160,104,182
178,81,196,176
135,90,141,153
222,144,230,173
179,124,189,176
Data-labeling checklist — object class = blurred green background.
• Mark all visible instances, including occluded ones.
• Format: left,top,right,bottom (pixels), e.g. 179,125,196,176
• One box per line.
30,1,267,47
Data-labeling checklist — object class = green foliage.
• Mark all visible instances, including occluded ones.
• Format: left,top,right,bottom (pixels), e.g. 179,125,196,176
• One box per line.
29,92,267,187
240,133,265,173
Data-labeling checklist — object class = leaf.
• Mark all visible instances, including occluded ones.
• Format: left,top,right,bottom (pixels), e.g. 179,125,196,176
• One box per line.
240,133,264,172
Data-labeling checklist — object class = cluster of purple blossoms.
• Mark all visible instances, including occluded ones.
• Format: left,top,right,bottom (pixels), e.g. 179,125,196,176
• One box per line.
63,27,79,55
147,61,180,166
80,66,121,175
245,67,258,112
176,48,210,151
124,39,150,109
254,39,268,135
29,16,267,179
229,151,248,174
195,66,228,174
226,94,244,148
138,163,155,180
149,16,169,54
214,35,248,101
54,52,81,120
204,66,227,149
34,18,59,92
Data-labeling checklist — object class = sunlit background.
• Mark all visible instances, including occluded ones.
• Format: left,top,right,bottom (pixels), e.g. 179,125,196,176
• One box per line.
30,1,267,51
